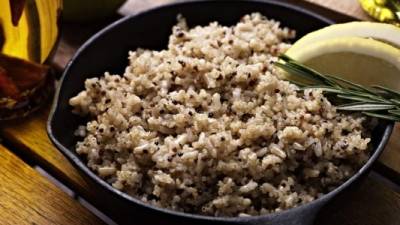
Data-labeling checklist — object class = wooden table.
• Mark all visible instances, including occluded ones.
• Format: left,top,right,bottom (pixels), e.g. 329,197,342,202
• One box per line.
1,0,400,224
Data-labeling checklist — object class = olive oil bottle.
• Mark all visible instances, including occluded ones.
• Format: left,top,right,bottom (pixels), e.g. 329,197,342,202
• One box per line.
0,0,62,63
0,0,62,120
359,0,400,25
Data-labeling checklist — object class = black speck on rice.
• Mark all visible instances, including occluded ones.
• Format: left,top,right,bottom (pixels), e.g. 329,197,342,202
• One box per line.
69,13,371,217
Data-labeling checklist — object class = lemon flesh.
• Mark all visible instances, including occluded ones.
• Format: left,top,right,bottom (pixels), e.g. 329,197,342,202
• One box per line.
289,22,400,53
306,52,400,90
286,37,400,90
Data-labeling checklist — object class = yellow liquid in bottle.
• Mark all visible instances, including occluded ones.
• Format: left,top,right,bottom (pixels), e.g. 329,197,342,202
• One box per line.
0,0,62,63
359,0,400,25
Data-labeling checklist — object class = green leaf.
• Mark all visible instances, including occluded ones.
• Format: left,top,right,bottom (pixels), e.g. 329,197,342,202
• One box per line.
337,103,395,111
388,109,400,116
277,54,400,122
286,62,337,86
279,54,295,62
363,112,400,121
275,62,322,84
344,89,392,103
336,94,380,103
287,79,307,88
301,85,347,94
326,74,376,94
372,85,400,98
277,55,338,86
390,98,400,106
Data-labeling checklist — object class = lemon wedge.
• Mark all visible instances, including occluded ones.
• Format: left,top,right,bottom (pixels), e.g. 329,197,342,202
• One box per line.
284,34,400,90
289,22,400,53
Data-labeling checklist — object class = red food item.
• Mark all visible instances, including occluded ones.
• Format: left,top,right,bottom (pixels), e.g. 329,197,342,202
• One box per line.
0,54,52,120
0,53,48,92
0,66,20,99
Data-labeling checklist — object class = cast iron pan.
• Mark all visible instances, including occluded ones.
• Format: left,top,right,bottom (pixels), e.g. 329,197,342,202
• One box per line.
47,0,394,224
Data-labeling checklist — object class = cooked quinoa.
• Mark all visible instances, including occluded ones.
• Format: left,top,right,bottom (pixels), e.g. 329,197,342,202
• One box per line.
69,13,371,217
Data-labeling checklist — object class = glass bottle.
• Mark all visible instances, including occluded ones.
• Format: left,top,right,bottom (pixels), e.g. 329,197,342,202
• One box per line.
0,0,62,120
359,0,400,25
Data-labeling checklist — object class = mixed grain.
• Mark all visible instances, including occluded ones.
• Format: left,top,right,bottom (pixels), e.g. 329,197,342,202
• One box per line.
70,13,371,217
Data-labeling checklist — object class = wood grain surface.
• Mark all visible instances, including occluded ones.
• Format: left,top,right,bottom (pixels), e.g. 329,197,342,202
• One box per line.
0,107,130,224
306,0,371,20
1,107,92,197
0,145,105,225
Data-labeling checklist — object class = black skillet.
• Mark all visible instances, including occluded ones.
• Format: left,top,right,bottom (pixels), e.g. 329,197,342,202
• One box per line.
47,1,394,224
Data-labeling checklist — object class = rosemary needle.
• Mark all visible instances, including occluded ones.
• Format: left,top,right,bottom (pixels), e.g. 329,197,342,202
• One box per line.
275,54,400,122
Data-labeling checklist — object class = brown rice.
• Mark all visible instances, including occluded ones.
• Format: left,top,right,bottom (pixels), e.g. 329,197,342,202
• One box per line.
69,13,371,217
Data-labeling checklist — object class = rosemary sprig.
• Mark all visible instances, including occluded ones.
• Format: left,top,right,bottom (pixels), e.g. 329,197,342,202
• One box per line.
275,54,400,122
